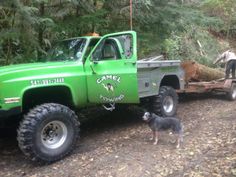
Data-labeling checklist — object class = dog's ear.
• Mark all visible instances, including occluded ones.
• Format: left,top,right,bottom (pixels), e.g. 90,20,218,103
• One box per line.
143,109,148,113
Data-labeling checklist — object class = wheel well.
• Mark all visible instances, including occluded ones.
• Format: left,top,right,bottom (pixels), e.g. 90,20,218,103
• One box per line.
160,75,180,89
22,86,74,113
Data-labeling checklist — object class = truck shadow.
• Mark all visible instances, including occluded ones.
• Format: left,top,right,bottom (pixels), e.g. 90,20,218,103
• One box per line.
179,92,227,103
0,107,143,164
80,107,143,136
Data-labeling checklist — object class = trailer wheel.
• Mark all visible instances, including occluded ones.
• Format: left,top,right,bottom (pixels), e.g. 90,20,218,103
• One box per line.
227,83,236,101
152,86,178,117
17,103,80,163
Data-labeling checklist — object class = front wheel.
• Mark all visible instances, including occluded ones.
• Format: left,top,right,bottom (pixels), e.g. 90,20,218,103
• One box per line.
151,86,178,117
17,103,80,163
226,83,236,101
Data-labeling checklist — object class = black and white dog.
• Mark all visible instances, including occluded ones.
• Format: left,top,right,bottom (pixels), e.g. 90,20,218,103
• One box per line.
142,112,183,148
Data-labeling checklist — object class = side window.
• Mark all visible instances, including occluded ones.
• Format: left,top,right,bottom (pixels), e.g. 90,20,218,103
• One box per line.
116,35,133,59
92,34,133,61
102,39,121,60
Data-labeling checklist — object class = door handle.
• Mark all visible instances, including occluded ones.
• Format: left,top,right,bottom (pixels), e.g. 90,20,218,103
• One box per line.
125,61,136,65
93,60,98,64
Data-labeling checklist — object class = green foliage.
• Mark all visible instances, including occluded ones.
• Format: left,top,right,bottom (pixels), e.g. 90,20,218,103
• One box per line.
129,0,227,64
0,1,36,64
202,0,236,38
162,33,181,60
0,0,235,66
0,0,55,65
161,26,229,66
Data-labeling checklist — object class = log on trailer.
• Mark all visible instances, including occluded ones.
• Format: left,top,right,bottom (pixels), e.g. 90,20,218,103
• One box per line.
181,61,225,82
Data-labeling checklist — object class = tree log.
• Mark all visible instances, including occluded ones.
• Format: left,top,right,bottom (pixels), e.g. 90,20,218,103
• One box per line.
181,61,225,82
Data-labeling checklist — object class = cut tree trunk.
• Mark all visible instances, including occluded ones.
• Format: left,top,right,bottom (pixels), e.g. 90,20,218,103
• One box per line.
181,61,225,82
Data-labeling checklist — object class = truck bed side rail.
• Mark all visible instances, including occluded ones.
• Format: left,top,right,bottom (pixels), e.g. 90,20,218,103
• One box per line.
137,60,181,69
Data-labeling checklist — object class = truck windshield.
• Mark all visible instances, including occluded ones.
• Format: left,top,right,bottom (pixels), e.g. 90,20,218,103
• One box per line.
47,38,87,61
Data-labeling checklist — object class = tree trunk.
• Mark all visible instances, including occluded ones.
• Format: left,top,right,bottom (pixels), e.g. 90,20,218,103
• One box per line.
38,2,45,61
181,61,225,82
76,5,79,16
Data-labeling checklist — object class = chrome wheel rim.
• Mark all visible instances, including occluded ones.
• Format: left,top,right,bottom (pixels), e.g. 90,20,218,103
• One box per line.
41,121,68,149
232,87,236,99
163,96,174,113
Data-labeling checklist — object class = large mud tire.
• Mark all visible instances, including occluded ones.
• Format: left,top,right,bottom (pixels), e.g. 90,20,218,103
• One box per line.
152,86,178,117
17,103,80,163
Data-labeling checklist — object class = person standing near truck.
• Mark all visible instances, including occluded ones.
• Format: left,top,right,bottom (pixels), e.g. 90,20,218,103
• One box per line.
214,50,236,79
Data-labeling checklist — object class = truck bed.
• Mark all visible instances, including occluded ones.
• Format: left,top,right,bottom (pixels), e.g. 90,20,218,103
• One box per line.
137,56,185,98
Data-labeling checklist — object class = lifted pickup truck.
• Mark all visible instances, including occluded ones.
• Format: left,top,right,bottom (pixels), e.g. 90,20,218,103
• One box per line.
0,31,184,162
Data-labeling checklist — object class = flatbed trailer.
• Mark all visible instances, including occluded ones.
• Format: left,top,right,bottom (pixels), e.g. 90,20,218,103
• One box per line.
135,55,236,101
178,79,236,100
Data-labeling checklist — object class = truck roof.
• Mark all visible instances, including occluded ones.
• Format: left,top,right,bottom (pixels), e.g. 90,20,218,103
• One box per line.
64,36,101,41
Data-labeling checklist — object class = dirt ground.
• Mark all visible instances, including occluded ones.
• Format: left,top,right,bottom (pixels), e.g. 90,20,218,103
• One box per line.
0,94,236,177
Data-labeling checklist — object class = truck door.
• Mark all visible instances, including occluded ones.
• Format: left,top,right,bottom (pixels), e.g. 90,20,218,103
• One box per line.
85,31,139,104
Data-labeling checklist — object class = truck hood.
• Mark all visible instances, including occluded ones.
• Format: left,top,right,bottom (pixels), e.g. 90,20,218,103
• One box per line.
0,61,83,82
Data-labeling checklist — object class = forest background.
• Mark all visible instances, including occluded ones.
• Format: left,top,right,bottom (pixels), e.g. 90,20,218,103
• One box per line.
0,0,236,66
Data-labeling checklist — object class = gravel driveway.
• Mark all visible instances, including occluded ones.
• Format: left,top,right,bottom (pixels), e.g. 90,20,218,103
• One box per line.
0,94,235,177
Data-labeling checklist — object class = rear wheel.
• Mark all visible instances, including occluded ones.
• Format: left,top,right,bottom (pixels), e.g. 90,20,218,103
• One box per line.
151,86,178,117
226,83,236,101
17,103,80,163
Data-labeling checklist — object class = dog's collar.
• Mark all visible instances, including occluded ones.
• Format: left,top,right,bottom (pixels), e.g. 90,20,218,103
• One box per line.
145,117,154,123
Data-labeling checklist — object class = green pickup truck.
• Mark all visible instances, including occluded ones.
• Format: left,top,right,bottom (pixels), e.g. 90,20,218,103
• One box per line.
0,31,184,162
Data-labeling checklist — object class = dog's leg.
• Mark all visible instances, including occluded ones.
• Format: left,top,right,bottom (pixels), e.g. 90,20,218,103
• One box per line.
150,131,155,141
176,136,180,149
176,134,183,149
176,127,184,148
170,133,177,144
153,131,159,145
